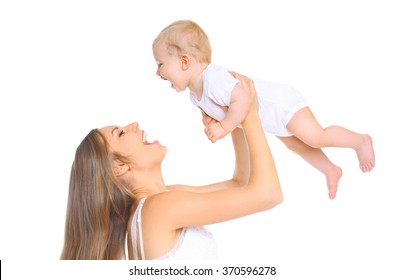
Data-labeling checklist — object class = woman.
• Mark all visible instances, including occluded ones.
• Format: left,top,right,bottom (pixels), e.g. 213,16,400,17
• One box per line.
60,73,283,260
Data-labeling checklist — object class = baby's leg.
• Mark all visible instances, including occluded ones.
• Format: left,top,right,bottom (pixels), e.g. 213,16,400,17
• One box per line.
278,136,342,200
286,107,375,172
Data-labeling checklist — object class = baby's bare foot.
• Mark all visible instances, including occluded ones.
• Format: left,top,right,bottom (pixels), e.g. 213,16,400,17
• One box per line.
356,134,375,172
326,166,343,200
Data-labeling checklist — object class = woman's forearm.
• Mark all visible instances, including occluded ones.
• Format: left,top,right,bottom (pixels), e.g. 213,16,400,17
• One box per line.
242,106,282,206
231,127,250,186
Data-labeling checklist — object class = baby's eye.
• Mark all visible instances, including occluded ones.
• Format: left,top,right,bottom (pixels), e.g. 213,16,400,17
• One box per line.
118,130,125,137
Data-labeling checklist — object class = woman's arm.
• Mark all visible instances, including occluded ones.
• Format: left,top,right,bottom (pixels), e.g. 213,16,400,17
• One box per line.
148,73,282,228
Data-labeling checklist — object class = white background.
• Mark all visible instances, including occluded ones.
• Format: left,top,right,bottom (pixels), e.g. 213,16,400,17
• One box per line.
1,0,403,279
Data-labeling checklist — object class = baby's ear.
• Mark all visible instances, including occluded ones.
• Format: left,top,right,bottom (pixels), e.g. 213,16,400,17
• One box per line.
113,162,129,177
181,55,190,70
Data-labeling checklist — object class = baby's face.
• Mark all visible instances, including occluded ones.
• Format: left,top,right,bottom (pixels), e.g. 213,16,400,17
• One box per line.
153,43,189,92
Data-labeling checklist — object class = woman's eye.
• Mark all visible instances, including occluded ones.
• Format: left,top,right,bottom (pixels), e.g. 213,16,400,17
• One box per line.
118,130,125,137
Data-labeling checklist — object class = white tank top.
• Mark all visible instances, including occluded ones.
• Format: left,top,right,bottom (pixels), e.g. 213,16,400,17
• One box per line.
131,197,218,260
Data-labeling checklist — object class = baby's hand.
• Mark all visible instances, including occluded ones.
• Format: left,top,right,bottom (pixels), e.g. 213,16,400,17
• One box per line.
201,111,214,127
205,121,229,143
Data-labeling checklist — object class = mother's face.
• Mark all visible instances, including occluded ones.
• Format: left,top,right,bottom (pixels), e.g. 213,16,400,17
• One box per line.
99,122,167,168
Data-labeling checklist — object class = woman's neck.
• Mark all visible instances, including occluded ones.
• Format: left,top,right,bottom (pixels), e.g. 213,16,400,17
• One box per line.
129,167,166,201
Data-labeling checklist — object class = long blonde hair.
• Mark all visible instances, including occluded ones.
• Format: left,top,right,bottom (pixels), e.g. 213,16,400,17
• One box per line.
153,20,212,64
60,129,134,260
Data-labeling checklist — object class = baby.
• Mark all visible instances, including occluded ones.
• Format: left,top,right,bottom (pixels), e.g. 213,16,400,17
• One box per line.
152,20,375,200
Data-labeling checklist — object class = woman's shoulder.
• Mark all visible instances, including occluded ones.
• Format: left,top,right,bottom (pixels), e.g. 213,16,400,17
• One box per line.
141,190,184,218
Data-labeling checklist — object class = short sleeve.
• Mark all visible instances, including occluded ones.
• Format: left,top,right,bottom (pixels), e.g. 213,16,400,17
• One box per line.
204,64,239,107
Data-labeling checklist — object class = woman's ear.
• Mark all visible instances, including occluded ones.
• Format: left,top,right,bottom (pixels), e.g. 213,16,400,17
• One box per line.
113,162,129,177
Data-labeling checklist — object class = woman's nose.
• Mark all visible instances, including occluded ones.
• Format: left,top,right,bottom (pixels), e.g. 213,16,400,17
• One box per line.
126,122,139,132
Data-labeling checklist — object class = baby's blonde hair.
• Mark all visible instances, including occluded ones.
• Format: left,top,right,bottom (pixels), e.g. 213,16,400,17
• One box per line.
153,20,212,64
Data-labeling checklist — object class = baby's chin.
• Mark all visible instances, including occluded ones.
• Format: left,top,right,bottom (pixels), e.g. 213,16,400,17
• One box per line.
171,83,186,93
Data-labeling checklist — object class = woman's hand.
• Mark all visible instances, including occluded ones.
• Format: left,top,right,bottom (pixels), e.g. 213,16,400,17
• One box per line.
229,71,259,122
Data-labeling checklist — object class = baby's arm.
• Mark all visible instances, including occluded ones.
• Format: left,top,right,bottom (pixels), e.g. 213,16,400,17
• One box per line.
205,82,251,143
